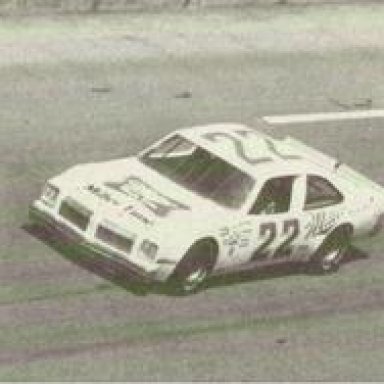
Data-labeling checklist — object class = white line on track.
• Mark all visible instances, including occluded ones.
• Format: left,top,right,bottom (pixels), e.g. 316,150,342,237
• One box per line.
263,109,384,124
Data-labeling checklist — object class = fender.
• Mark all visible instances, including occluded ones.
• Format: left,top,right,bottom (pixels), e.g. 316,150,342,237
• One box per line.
151,216,223,267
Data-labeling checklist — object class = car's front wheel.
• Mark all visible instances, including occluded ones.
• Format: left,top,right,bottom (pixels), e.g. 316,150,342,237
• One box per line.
168,240,217,295
309,227,351,274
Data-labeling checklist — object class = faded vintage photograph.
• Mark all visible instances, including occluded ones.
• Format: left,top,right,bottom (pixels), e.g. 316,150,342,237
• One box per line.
1,0,384,381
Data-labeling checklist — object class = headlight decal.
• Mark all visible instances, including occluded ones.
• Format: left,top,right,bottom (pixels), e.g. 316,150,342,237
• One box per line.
139,240,158,260
41,184,59,207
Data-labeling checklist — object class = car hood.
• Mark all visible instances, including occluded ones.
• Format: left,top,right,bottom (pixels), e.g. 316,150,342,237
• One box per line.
54,157,229,231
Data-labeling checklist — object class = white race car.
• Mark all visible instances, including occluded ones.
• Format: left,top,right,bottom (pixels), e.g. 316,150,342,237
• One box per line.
30,123,384,293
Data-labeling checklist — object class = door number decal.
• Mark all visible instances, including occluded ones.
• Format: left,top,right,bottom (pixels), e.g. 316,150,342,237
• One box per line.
251,219,300,260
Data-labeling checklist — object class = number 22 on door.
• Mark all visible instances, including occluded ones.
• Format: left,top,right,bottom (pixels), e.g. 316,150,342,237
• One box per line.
251,219,300,261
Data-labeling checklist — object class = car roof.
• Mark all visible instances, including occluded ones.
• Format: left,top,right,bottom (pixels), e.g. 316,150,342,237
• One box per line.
178,122,334,179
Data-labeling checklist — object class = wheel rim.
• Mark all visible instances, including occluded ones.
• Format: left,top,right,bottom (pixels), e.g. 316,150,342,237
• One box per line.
183,267,207,292
321,244,347,271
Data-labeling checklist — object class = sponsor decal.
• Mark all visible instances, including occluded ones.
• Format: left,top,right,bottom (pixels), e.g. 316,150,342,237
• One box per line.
105,176,189,218
86,184,119,206
86,184,154,225
128,209,152,226
305,211,340,239
85,176,189,224
219,221,252,257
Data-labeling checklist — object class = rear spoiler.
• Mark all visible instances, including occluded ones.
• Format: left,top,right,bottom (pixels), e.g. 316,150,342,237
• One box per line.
337,164,384,196
283,136,341,171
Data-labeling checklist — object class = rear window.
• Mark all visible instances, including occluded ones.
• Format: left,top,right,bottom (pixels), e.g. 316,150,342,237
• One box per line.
305,175,344,210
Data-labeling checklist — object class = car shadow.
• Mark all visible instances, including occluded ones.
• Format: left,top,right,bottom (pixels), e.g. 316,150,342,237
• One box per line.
23,223,369,297
23,223,154,296
205,246,369,291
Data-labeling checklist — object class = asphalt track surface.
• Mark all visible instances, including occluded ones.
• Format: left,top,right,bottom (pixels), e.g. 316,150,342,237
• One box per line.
1,5,384,381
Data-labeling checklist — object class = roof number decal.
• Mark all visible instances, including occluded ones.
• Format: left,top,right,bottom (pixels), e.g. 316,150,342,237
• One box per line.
264,138,301,160
203,130,301,165
203,132,273,166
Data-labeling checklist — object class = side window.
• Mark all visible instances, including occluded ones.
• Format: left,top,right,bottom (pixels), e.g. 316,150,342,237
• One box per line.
305,175,343,210
250,176,295,215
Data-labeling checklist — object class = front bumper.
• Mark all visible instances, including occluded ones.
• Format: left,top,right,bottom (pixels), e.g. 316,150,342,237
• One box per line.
29,200,170,283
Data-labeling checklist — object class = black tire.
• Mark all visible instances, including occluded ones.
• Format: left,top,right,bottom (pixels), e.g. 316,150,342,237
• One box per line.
309,227,351,274
168,240,217,295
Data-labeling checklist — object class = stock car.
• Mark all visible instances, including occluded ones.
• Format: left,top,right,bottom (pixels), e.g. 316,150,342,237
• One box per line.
30,123,384,293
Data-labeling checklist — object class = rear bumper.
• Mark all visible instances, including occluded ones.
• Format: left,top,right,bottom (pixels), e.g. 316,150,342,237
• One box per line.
29,201,166,283
370,213,384,237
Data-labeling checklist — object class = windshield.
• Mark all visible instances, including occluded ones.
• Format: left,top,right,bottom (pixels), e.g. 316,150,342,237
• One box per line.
140,134,255,209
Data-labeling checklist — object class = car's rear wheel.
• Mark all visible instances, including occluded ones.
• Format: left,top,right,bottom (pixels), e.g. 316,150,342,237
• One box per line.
168,240,217,295
309,227,351,274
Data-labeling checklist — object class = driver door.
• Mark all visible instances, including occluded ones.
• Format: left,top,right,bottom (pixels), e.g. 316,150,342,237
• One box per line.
245,175,305,265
